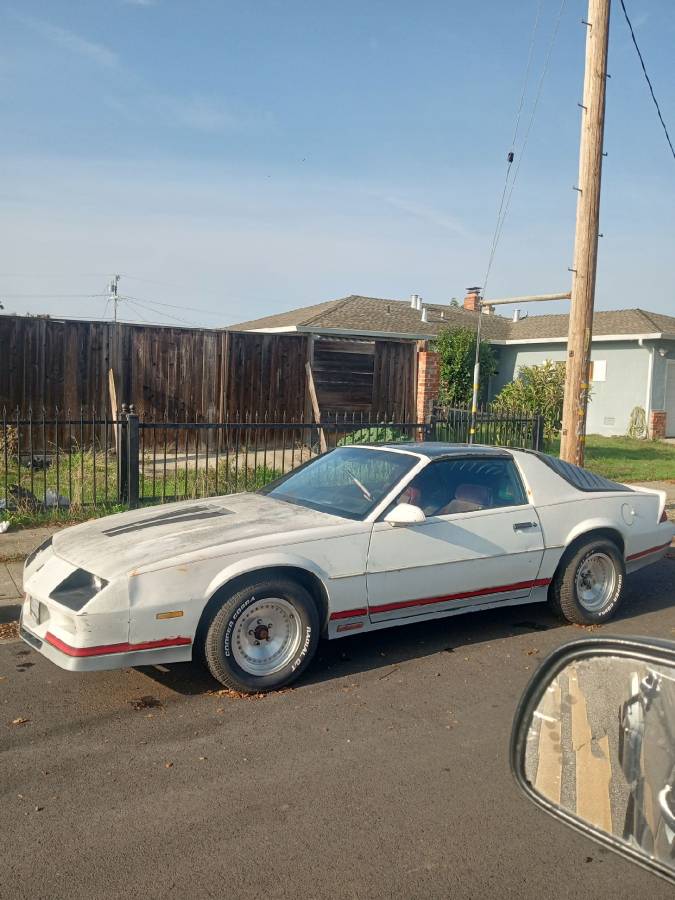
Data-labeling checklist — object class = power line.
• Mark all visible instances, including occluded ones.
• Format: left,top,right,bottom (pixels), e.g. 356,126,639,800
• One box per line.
510,0,544,152
122,300,154,324
120,296,200,327
120,293,224,316
484,0,544,284
0,293,106,299
619,0,675,162
483,0,568,297
0,273,111,279
119,272,229,299
470,0,567,444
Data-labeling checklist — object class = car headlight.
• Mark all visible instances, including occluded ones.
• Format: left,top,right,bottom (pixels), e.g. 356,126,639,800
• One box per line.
49,569,109,611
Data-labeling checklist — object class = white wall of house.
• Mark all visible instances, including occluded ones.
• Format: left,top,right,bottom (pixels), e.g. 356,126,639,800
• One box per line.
489,340,651,437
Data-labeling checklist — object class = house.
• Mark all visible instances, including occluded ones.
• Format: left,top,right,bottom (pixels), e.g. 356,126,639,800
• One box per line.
231,291,675,438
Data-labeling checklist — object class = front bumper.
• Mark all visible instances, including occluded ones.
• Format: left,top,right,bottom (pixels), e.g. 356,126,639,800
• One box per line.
20,614,193,672
21,544,194,672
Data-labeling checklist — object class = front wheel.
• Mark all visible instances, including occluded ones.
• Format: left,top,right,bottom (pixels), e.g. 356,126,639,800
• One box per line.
203,577,320,693
549,538,625,625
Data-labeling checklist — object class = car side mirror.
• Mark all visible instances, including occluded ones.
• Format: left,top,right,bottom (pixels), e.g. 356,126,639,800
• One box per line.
511,637,675,886
383,503,426,526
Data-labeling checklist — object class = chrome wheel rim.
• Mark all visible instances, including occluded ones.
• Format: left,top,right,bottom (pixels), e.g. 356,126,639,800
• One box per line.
231,598,303,676
575,552,617,612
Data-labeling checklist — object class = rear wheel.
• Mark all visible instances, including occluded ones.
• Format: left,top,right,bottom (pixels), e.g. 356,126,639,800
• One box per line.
203,577,320,693
549,538,625,625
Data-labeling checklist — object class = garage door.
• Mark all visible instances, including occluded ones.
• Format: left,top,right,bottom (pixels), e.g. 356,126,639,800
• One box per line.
666,360,675,437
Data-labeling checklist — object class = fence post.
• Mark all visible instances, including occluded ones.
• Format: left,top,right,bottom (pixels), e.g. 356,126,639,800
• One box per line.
533,414,545,452
126,405,140,509
425,409,437,442
117,404,129,503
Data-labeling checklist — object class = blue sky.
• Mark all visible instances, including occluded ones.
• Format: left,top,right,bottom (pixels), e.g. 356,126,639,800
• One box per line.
0,0,673,327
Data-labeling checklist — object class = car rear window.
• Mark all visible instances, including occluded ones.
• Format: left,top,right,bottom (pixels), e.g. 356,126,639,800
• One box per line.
534,453,633,493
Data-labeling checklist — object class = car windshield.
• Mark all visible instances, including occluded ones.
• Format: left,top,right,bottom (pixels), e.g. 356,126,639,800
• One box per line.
259,447,417,519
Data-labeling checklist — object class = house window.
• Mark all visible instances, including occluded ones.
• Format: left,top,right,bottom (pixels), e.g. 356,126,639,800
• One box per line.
590,360,606,382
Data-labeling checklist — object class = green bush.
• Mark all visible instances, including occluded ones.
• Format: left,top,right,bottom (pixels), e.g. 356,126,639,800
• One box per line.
492,361,566,441
433,326,497,406
338,426,410,446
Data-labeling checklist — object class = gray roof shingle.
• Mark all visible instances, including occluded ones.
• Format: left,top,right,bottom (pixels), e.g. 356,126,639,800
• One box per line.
229,295,675,342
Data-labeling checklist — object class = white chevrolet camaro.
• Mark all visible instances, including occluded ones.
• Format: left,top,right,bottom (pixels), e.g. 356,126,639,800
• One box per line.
20,443,674,693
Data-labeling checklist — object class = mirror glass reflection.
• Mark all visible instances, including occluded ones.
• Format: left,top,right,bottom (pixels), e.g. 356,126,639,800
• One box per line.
525,655,675,871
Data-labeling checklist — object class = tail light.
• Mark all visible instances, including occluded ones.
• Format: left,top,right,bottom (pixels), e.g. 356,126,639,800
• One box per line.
660,509,669,523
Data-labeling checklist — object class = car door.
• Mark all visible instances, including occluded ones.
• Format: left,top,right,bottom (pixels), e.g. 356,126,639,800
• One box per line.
366,456,545,623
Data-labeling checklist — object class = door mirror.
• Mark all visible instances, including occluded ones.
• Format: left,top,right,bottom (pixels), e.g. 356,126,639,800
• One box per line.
511,637,675,885
383,503,426,526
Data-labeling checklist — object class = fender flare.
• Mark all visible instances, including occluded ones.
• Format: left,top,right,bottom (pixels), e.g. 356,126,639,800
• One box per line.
204,550,330,606
561,518,627,557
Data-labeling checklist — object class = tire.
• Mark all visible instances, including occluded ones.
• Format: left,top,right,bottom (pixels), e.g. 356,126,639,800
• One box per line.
549,538,625,625
203,577,320,693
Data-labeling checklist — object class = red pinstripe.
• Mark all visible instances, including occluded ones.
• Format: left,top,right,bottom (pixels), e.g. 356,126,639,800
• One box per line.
626,541,671,562
329,577,551,620
45,633,192,657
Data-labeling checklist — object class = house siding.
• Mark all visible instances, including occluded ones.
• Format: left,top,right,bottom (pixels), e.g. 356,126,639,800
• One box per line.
489,341,651,437
651,339,675,437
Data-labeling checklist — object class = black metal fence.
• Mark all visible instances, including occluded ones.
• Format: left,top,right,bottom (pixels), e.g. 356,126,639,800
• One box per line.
1,405,544,513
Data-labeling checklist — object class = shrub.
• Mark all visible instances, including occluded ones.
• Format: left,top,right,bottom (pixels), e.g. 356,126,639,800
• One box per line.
492,361,566,440
338,426,409,446
434,327,497,406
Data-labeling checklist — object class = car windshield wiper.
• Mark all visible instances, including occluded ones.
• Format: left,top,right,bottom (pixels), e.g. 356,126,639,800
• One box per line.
344,466,373,502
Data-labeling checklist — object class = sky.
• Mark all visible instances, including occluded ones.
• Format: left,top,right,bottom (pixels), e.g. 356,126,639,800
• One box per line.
0,0,673,328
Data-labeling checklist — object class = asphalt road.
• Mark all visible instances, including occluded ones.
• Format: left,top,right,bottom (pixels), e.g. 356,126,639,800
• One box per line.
2,559,675,900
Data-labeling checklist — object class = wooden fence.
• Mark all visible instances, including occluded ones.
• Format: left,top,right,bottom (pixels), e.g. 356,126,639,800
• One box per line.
0,316,417,426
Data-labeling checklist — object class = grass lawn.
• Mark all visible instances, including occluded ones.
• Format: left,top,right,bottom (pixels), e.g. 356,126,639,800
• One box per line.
545,435,675,483
2,434,673,529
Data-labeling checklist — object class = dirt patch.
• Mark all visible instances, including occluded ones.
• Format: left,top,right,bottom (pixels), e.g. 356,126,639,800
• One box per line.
0,621,19,641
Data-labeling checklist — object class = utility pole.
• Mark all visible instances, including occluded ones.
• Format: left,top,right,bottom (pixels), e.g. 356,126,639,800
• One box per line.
108,274,121,322
560,0,611,465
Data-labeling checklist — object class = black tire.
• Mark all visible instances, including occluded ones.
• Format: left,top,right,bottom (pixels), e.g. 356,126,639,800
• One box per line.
203,577,320,693
549,538,625,625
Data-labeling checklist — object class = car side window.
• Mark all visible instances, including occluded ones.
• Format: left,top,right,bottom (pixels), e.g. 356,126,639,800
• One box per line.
396,458,527,516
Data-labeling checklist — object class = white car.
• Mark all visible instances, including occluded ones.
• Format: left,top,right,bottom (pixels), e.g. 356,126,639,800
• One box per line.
20,443,674,693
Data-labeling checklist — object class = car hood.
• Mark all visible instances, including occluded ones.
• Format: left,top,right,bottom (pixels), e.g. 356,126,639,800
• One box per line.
51,493,345,580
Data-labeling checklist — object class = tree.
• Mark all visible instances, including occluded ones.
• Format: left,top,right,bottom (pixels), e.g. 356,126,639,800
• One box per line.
433,326,497,406
492,360,567,440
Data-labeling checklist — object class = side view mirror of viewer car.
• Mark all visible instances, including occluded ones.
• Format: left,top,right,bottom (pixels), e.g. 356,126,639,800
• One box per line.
511,637,675,885
383,503,426,526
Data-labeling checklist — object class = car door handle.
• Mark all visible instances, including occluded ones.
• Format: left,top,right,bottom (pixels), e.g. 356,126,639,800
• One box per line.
513,521,539,531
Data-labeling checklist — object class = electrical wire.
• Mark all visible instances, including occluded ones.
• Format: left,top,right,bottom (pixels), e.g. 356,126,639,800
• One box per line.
120,292,224,316
0,292,106,299
619,0,675,162
510,0,544,153
119,272,229,299
483,0,568,296
485,0,544,282
119,295,200,327
122,300,154,324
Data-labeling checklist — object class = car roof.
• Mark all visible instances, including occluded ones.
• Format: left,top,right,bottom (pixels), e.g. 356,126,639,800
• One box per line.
358,442,513,459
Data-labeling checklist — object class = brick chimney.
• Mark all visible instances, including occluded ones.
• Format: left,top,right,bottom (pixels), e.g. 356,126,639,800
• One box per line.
464,287,482,312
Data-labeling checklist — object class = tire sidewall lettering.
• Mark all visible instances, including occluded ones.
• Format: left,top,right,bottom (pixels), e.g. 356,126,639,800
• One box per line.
291,626,312,672
224,596,257,658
